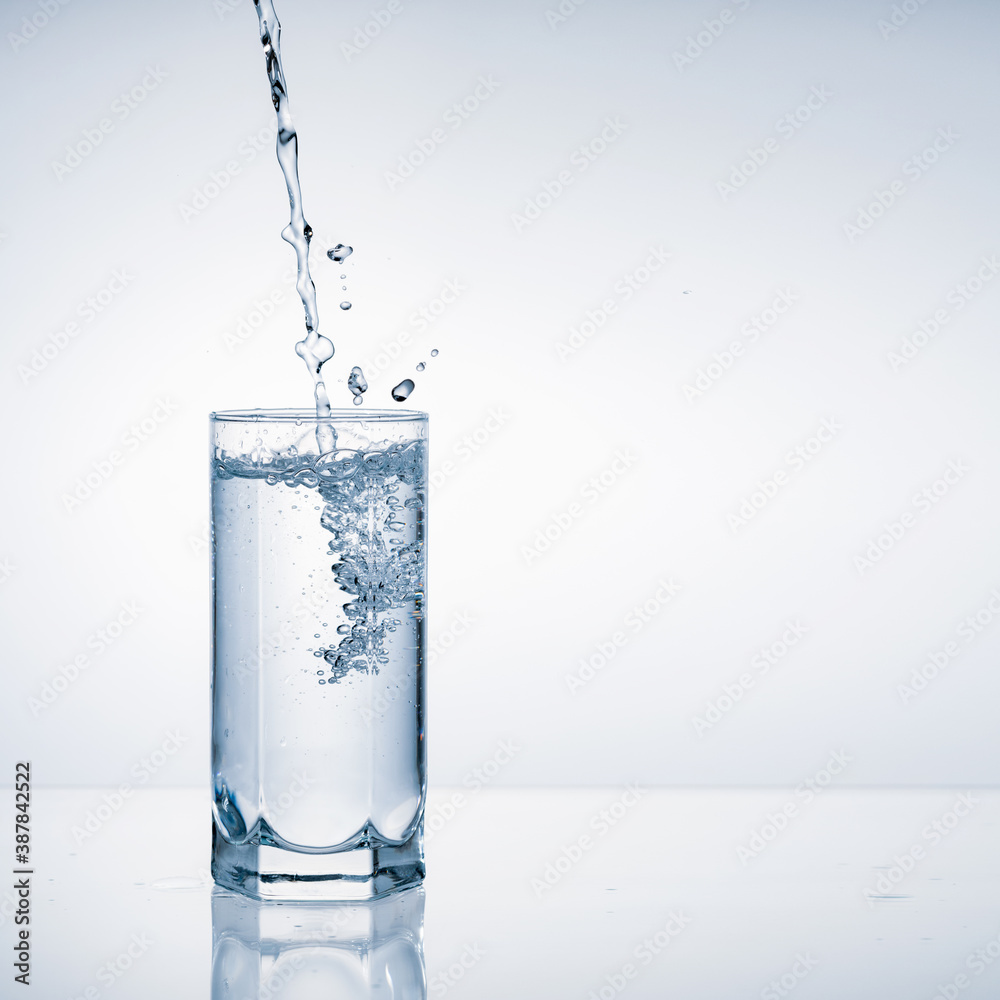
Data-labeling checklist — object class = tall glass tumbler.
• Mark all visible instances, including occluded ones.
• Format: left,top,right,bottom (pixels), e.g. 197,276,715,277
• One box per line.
210,410,427,899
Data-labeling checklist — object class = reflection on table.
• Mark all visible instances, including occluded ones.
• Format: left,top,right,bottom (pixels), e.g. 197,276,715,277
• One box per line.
211,885,425,999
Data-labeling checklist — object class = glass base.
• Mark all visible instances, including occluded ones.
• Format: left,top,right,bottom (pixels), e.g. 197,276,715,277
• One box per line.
211,826,424,901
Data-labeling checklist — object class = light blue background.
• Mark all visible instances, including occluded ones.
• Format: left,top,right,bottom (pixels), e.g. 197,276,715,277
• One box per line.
2,0,999,787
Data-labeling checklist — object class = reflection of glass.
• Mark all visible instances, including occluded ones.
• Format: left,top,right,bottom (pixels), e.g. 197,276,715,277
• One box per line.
211,885,426,999
210,411,427,899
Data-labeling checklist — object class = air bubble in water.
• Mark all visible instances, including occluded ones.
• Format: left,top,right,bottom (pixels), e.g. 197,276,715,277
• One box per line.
430,349,439,357
416,362,425,372
328,244,353,262
340,301,351,310
391,379,414,402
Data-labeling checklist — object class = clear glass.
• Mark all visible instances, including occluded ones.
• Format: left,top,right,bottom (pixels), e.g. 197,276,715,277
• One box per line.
211,885,426,998
210,409,427,899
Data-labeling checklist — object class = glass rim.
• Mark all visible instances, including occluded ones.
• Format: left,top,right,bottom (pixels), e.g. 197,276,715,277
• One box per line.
210,408,427,423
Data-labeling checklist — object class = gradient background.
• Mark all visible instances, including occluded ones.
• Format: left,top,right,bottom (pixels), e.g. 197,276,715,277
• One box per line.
2,0,999,791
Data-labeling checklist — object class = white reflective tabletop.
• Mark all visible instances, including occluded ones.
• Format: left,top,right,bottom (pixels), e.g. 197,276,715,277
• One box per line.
9,787,1000,998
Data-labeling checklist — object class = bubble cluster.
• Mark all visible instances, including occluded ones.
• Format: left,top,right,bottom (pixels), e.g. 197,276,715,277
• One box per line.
218,439,426,684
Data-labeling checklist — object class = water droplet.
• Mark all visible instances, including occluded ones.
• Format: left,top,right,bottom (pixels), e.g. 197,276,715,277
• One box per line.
391,379,415,402
340,301,351,310
340,274,346,279
416,362,425,372
279,738,287,747
327,244,353,262
348,366,368,406
683,289,692,294
342,285,347,290
430,349,439,357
